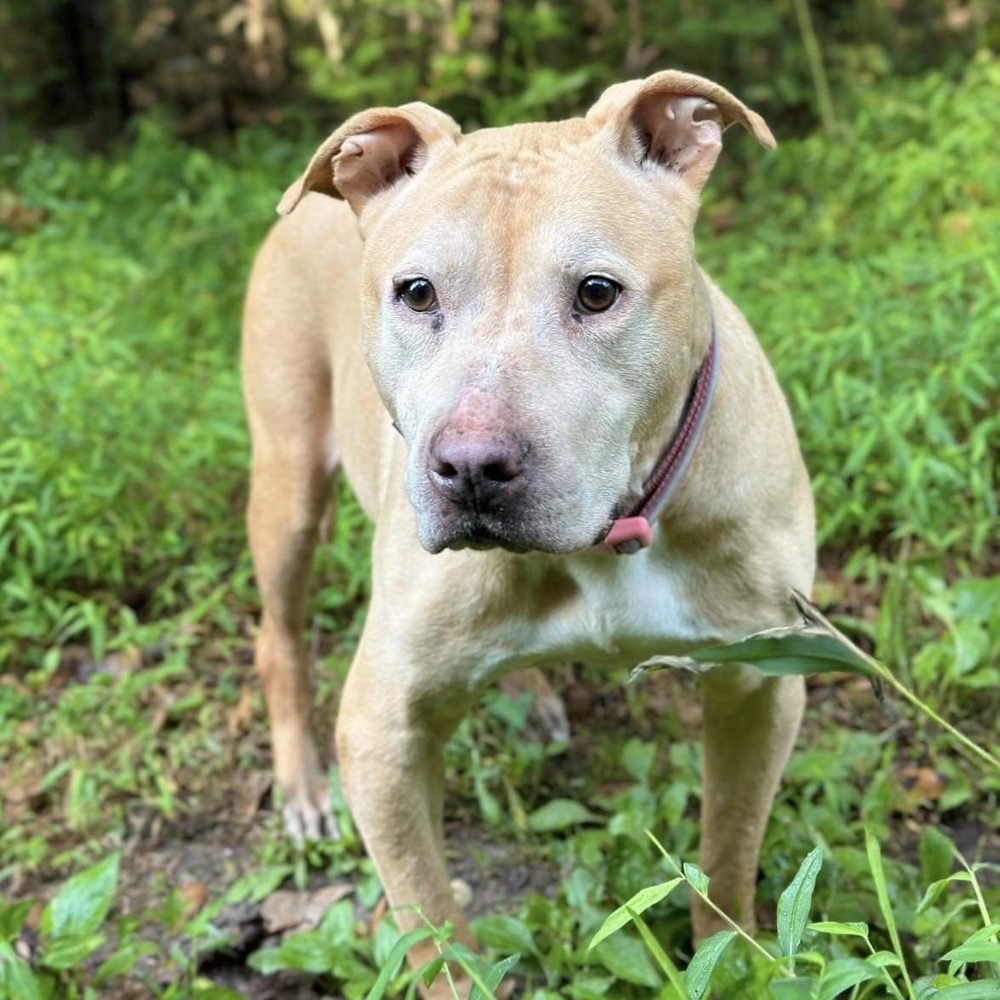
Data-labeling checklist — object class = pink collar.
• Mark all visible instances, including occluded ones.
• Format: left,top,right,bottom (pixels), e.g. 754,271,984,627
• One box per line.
601,323,719,555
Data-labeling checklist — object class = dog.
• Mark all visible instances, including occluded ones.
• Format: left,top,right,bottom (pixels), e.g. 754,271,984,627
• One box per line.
242,70,815,995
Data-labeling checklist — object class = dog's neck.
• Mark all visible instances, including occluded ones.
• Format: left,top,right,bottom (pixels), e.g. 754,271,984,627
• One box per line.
602,320,719,555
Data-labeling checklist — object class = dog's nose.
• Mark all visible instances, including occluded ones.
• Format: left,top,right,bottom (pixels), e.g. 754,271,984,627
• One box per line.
429,430,525,509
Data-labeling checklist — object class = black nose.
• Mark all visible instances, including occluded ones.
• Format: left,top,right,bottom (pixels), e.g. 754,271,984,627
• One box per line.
429,432,526,510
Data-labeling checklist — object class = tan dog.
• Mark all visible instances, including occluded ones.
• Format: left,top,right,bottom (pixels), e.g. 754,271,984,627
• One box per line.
242,70,814,993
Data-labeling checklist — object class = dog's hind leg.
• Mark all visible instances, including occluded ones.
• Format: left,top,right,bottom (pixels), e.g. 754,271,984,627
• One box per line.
694,667,806,939
244,303,339,842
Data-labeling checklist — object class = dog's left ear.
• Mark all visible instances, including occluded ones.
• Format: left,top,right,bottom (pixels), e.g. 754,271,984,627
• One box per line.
587,70,775,194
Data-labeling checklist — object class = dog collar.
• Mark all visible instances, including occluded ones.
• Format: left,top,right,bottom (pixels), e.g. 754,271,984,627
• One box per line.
602,322,720,555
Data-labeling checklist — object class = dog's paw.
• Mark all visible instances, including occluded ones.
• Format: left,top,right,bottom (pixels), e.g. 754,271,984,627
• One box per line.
280,787,339,844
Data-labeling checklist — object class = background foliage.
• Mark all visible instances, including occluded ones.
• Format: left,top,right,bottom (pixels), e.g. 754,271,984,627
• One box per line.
1,0,995,142
0,2,997,998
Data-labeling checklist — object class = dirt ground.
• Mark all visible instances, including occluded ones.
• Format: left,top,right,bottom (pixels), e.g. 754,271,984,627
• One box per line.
11,660,1000,999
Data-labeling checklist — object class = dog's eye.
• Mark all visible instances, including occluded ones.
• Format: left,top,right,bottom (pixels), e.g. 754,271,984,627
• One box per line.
575,275,621,314
396,278,438,313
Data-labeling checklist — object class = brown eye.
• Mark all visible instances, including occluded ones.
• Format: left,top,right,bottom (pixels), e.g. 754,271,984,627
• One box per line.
397,277,438,312
575,275,621,313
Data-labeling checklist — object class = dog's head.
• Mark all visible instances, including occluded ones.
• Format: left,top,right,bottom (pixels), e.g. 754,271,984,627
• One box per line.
278,72,774,554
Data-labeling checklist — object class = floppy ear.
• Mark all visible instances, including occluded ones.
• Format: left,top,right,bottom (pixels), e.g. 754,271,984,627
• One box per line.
587,70,775,194
277,102,461,216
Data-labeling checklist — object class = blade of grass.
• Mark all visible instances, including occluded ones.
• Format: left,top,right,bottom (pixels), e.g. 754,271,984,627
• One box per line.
628,907,690,998
364,927,437,1000
793,591,1000,773
865,829,916,1000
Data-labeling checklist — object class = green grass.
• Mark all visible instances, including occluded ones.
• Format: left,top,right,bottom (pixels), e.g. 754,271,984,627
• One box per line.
0,54,997,1000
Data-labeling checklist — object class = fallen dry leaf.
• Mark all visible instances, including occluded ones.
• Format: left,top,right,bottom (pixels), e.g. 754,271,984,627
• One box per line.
261,882,354,935
895,764,945,813
177,879,208,923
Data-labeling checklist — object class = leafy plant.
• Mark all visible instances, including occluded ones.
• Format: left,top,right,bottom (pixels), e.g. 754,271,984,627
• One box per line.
0,853,242,999
591,829,999,999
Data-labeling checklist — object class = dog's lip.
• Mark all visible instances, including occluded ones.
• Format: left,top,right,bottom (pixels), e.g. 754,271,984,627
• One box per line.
445,526,533,554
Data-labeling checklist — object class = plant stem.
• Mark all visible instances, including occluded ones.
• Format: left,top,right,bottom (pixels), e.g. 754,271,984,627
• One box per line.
792,0,838,134
798,594,1000,773
646,833,795,977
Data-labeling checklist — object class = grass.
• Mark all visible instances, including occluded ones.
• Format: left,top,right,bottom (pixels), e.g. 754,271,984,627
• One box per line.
0,53,998,999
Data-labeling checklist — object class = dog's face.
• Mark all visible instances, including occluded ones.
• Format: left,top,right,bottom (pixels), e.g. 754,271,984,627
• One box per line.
360,125,701,554
278,73,775,554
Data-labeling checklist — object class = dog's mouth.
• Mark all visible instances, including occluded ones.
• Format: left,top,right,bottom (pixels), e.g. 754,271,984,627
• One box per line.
434,511,617,556
442,522,534,554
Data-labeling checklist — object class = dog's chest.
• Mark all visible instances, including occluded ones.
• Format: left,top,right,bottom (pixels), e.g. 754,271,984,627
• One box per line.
471,551,722,683
562,554,712,657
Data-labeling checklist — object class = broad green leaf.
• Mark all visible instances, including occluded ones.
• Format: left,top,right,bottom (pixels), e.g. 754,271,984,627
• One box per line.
593,932,662,987
0,900,33,942
469,953,520,1000
777,846,823,958
622,739,656,783
807,920,870,942
868,950,904,969
556,975,614,999
796,950,828,969
40,931,106,970
682,863,709,896
636,629,873,680
691,630,872,671
319,898,355,943
936,985,1000,999
919,825,955,885
473,915,537,958
526,798,600,832
816,956,883,1000
684,930,735,1000
418,956,446,991
632,591,881,687
965,923,1000,941
95,941,159,984
771,979,818,998
917,872,974,915
589,878,684,952
223,865,293,906
0,941,46,1000
247,930,336,974
441,941,517,1000
941,941,1000,966
41,852,119,942
364,927,436,1000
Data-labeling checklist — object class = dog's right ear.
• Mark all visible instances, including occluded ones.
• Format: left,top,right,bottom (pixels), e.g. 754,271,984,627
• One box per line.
277,103,461,216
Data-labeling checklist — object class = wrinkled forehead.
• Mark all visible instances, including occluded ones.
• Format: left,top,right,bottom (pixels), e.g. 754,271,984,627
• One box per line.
366,118,689,269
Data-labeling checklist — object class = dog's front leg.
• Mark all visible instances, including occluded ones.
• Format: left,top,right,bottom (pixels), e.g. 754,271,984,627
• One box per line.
694,667,806,939
337,628,477,997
